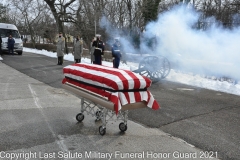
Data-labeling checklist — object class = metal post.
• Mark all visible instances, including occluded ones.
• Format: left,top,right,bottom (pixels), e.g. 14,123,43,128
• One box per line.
81,97,84,113
95,15,96,36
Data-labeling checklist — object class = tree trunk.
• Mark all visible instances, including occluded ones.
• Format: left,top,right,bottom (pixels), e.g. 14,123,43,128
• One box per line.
44,0,72,54
126,0,133,35
25,14,36,48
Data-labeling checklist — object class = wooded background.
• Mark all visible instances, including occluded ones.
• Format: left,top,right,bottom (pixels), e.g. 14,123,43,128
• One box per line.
1,0,240,52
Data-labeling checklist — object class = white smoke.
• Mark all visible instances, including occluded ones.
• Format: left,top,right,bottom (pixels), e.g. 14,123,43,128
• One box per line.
100,16,141,56
101,5,240,81
144,5,240,81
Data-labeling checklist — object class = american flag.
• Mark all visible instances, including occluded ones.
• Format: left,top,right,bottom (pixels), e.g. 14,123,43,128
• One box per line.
63,63,160,114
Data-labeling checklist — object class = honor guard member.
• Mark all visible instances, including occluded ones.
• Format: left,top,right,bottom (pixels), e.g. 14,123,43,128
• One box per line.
90,37,95,64
112,38,121,68
57,32,65,65
92,34,104,65
73,35,83,63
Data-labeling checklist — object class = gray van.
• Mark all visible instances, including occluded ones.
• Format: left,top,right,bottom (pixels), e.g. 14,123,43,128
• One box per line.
0,23,23,55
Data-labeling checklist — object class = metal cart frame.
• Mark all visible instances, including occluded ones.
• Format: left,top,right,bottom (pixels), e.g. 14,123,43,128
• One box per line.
63,82,147,135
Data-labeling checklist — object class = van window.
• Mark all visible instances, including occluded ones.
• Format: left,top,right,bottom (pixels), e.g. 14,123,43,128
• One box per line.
0,29,20,38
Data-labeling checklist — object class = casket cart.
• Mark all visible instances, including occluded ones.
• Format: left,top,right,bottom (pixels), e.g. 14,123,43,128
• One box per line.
62,63,159,135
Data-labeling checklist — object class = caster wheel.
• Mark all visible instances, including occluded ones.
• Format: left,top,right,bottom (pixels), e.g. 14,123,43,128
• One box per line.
119,122,127,132
99,126,106,136
76,113,84,122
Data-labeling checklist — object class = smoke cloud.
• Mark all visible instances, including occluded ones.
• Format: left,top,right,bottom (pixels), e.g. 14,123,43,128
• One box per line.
101,5,240,81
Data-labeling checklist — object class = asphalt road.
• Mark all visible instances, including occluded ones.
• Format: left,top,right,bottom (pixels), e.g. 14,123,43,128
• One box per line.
2,52,240,160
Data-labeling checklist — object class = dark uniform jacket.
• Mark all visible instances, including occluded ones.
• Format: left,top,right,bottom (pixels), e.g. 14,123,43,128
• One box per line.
112,43,121,59
8,38,15,48
92,40,104,56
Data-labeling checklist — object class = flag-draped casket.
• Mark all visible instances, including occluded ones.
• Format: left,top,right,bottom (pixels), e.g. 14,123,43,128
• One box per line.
62,63,160,114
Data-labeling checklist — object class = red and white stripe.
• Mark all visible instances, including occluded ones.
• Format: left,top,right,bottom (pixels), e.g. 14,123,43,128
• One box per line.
63,63,159,114
63,63,151,90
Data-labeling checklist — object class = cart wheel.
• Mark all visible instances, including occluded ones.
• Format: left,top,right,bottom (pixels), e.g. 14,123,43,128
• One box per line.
95,111,102,120
99,126,106,136
119,122,127,132
138,56,171,83
76,113,84,122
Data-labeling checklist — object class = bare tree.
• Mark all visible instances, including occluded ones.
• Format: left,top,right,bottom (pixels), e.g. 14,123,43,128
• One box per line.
0,3,8,22
194,0,240,29
8,0,48,47
6,0,240,52
43,0,78,54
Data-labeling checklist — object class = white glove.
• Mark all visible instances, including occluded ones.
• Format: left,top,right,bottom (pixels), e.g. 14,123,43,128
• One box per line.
112,57,115,60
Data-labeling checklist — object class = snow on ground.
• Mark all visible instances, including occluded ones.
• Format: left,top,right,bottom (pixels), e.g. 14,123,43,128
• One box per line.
4,47,240,96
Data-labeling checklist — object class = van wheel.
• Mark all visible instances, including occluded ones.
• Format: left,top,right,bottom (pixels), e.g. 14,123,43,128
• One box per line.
18,51,22,55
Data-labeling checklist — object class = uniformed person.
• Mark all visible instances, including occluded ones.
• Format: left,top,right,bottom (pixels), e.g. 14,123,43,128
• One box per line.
92,35,104,65
8,35,15,55
111,38,121,68
73,35,83,63
90,37,95,64
56,32,65,65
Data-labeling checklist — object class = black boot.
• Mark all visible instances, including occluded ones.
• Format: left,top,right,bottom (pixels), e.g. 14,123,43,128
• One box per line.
59,56,63,65
57,57,60,65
